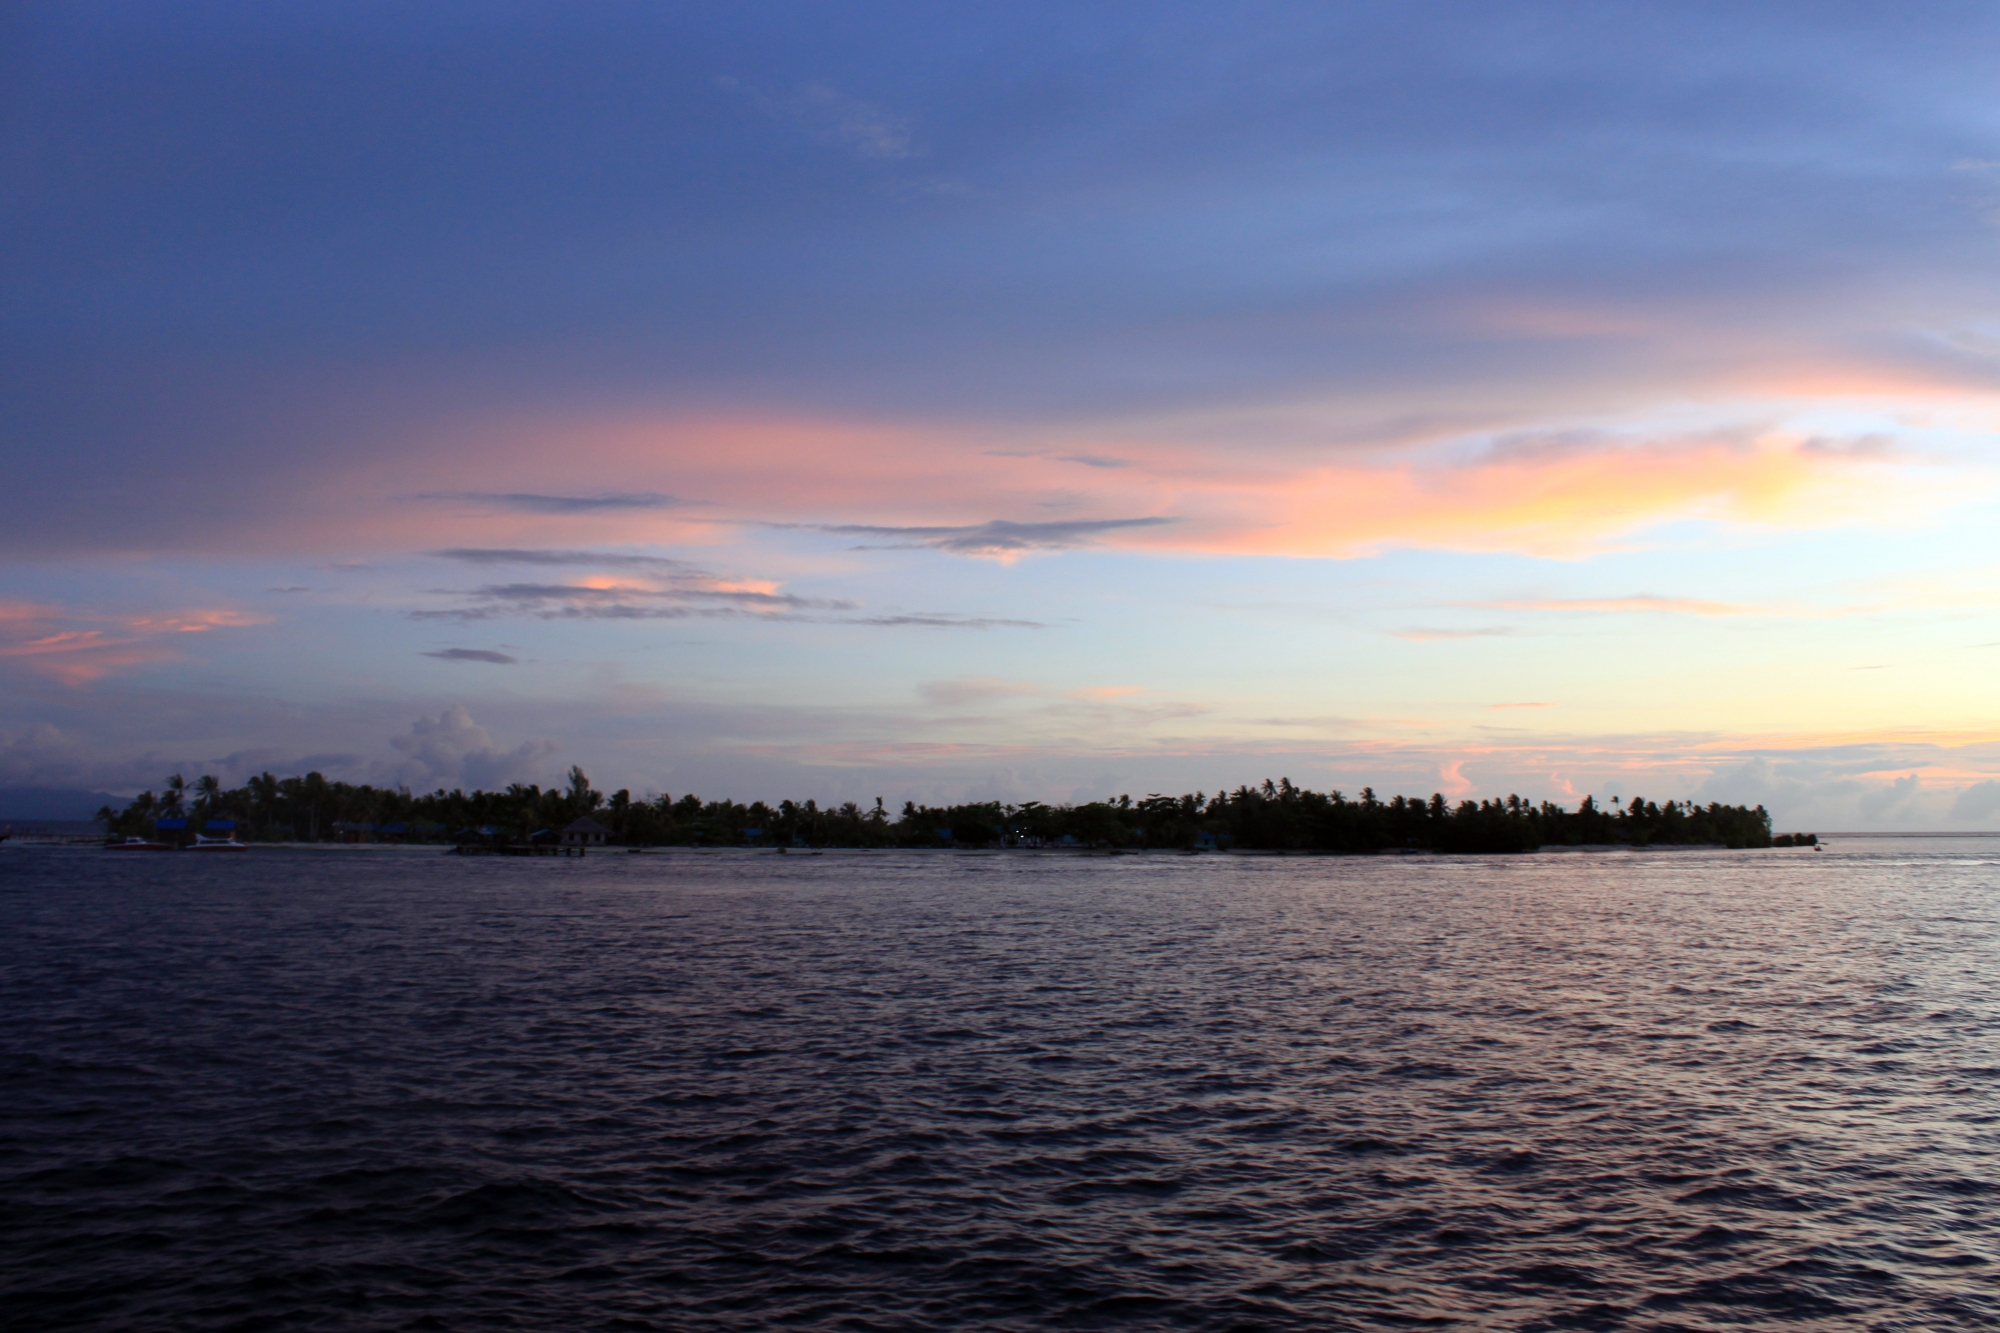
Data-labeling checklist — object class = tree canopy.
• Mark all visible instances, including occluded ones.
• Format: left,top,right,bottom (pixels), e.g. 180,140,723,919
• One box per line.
98,769,1783,853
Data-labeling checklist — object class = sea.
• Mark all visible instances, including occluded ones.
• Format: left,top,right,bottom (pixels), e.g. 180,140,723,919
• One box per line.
4,838,1999,1331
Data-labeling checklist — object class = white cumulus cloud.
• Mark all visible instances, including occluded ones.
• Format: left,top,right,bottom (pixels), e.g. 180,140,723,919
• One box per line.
388,705,558,791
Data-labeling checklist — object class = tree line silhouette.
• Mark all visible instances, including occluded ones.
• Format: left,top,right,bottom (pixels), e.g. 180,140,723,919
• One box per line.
99,768,1793,852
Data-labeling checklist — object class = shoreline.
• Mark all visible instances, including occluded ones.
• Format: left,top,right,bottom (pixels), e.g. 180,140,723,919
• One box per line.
10,840,1837,857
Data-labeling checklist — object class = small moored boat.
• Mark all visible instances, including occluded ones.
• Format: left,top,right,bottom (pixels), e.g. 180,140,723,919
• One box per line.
108,837,173,851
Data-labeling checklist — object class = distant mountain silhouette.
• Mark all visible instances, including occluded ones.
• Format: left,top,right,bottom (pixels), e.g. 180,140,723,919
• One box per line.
0,788,125,822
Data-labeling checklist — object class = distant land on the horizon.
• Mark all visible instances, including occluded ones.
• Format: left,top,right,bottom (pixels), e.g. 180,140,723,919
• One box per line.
0,788,126,823
93,768,1795,854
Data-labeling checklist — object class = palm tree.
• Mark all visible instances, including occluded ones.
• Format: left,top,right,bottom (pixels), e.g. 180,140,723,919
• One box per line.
566,765,601,814
302,771,330,841
161,774,187,816
248,772,280,838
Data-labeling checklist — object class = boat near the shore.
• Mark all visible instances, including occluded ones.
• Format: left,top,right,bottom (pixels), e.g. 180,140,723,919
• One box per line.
108,836,173,851
192,833,248,851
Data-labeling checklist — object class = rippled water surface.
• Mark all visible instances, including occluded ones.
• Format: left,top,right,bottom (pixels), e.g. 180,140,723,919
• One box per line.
6,841,2000,1330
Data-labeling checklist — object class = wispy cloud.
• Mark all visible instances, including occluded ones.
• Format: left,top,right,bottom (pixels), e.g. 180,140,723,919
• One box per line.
720,76,918,160
419,592,1041,630
857,613,1047,629
986,450,1137,470
789,516,1176,556
420,547,844,621
431,547,694,570
912,677,1204,724
1488,595,1757,616
1489,701,1557,710
477,582,836,611
419,582,852,622
1392,627,1514,641
1799,433,1899,461
0,600,268,686
416,492,694,514
423,648,518,664
918,678,1042,707
416,551,1042,629
789,83,916,159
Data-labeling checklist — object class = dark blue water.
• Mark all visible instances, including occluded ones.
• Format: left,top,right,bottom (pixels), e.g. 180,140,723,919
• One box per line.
5,841,2000,1330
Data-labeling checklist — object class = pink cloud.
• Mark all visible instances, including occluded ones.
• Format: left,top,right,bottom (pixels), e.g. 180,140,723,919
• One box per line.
1180,433,1900,558
0,599,269,686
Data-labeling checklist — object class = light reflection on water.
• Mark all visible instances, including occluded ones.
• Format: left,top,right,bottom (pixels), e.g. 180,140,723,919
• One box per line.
4,841,1998,1329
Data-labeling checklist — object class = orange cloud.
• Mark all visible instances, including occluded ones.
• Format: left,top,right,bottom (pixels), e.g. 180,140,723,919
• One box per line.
1189,433,1897,558
126,609,271,634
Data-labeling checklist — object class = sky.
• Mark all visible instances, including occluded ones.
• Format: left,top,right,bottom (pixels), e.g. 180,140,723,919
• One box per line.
5,1,2000,829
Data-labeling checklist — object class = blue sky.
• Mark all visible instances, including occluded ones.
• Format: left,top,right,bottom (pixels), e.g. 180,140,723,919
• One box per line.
5,2,2000,827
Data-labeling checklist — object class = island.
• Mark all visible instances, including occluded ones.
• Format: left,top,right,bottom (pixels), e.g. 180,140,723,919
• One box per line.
95,768,1808,855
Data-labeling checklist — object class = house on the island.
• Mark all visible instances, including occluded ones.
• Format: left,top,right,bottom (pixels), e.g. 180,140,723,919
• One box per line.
562,816,610,848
